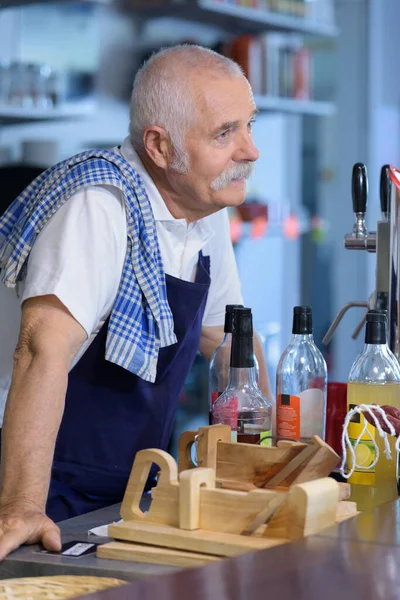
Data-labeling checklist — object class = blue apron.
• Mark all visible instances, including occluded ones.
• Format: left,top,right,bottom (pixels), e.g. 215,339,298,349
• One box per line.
46,252,210,522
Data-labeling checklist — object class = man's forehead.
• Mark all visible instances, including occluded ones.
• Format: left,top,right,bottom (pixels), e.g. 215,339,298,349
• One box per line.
193,74,256,124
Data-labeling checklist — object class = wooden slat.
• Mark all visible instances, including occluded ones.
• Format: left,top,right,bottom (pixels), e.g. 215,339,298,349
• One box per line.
179,468,215,530
120,449,179,523
289,437,340,486
215,441,305,485
336,501,359,523
241,493,287,536
338,483,351,501
108,521,287,557
263,445,318,488
98,541,222,568
266,478,339,540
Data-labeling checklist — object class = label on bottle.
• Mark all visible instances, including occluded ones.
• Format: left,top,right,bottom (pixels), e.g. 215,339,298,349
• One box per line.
277,394,300,441
347,403,376,485
260,430,272,447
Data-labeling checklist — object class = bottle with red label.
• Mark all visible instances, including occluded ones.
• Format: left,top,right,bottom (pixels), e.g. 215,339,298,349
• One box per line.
276,306,327,442
212,307,272,445
208,304,259,424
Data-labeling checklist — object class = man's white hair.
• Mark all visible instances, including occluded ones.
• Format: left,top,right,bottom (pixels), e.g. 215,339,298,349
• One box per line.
129,44,244,172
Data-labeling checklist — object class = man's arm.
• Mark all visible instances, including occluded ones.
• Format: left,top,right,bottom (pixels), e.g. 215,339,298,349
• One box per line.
199,325,273,401
0,294,87,559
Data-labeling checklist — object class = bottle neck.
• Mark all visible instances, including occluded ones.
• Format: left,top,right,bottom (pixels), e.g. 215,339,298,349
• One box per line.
230,333,254,368
362,341,388,353
290,333,314,344
227,366,258,389
221,332,232,346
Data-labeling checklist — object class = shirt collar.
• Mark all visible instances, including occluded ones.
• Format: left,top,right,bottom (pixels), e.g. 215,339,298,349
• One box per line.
119,137,213,242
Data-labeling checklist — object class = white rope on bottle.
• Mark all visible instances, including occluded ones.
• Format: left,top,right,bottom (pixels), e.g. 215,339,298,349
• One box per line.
340,404,400,479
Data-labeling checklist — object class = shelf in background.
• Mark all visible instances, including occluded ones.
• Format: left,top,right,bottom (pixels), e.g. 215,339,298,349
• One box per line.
255,95,336,116
0,100,97,124
0,0,338,38
127,0,338,37
0,0,339,37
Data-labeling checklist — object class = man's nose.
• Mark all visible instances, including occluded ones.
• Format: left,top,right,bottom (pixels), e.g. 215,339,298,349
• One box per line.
233,133,260,162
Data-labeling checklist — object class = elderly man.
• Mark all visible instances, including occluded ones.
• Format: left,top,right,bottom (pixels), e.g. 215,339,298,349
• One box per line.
0,44,271,558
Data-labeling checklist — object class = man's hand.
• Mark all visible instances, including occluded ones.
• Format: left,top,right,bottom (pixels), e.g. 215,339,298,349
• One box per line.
0,499,61,560
363,405,400,436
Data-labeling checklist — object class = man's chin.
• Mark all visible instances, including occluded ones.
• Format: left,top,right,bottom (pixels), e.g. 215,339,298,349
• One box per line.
214,188,247,209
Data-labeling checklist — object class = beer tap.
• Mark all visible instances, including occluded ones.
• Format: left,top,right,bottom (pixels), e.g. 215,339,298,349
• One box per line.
323,164,391,347
344,163,376,252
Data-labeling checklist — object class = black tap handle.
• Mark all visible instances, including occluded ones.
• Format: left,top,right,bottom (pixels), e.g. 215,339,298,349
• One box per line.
352,163,368,214
380,164,391,215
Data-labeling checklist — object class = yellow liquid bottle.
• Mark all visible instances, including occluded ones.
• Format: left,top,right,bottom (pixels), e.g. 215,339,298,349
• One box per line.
347,311,400,511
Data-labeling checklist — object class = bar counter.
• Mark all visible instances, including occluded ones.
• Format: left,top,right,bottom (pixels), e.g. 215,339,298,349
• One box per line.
75,499,400,599
1,497,400,599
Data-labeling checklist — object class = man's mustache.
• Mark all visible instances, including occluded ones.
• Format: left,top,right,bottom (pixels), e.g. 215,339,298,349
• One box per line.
211,162,254,191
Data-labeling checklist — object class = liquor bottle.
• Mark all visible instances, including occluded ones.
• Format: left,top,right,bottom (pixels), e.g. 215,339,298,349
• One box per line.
208,304,259,424
347,309,400,511
276,306,327,442
212,307,272,445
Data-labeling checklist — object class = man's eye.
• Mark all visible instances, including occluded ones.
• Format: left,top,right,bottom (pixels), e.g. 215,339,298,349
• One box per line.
248,119,256,132
217,130,230,140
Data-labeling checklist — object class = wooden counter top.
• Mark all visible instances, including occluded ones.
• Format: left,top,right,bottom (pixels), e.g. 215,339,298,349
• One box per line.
77,500,400,600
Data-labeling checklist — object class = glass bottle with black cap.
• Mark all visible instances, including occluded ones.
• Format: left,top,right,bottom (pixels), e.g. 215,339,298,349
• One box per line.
208,304,259,425
347,309,400,510
212,307,272,444
276,306,327,443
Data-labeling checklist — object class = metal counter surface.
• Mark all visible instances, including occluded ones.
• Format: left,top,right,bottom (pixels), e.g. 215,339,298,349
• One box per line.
0,499,179,582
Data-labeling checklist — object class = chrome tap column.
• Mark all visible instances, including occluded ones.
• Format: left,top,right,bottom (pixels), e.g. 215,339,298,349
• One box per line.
323,163,400,359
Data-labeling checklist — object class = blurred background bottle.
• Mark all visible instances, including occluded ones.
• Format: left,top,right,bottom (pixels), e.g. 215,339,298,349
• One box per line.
276,305,327,442
208,303,259,424
212,307,272,444
347,309,400,511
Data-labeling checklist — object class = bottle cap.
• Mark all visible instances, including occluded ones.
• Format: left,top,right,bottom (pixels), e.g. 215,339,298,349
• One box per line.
231,307,254,368
292,306,312,334
366,309,387,322
233,307,253,337
224,304,244,333
365,309,387,344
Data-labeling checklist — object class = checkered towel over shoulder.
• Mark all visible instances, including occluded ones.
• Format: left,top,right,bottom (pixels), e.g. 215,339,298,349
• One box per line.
0,150,177,382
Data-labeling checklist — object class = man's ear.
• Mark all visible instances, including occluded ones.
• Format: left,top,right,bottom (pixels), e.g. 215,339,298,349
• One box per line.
143,126,172,169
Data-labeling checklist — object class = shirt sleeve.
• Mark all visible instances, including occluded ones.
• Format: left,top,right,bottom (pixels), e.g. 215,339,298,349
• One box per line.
201,208,243,328
20,184,127,337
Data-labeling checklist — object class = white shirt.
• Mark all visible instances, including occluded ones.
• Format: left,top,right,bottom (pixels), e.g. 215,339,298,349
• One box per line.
0,137,243,425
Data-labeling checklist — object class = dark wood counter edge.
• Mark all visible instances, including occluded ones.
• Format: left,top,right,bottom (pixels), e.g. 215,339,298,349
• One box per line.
75,499,400,600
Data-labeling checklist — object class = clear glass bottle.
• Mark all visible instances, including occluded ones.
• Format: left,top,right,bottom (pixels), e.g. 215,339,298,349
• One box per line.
212,307,272,445
208,304,259,424
347,309,400,511
276,306,327,442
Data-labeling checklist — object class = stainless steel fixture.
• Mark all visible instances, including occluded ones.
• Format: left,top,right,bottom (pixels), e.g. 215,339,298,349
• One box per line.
323,163,400,360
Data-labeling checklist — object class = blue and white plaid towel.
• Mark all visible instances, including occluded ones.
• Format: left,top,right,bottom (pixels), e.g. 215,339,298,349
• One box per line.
0,150,177,383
